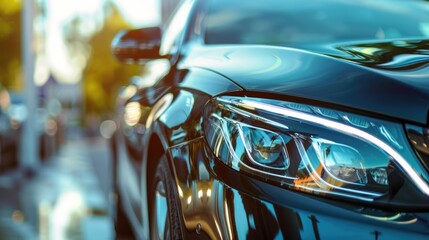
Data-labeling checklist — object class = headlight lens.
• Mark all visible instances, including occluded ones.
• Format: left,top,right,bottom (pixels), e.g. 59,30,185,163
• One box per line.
204,96,429,203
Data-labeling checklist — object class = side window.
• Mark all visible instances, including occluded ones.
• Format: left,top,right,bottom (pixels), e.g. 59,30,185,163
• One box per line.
160,0,195,56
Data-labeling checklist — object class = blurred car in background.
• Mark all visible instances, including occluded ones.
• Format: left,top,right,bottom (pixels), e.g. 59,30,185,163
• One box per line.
0,86,61,172
111,0,429,239
0,86,19,172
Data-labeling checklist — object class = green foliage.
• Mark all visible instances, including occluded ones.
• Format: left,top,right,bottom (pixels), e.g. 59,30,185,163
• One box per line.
82,4,140,115
0,0,22,90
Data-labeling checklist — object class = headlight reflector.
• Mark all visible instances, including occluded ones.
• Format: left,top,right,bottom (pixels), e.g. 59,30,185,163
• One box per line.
241,124,289,169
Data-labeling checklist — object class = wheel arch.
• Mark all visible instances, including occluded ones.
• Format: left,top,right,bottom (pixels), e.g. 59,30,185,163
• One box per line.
146,133,165,195
140,123,173,239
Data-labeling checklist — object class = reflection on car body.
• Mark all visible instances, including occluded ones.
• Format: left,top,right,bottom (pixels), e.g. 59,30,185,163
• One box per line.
111,0,429,239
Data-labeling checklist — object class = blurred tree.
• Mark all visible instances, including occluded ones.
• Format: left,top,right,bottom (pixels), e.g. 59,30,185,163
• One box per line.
0,0,22,90
80,3,140,115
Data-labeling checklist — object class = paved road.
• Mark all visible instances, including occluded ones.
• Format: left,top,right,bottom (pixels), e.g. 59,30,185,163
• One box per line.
0,135,115,240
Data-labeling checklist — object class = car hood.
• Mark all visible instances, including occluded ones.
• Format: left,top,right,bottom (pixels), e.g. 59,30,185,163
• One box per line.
182,40,429,124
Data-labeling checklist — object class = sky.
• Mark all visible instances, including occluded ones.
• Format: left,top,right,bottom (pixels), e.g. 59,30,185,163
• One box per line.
114,0,161,27
37,0,161,85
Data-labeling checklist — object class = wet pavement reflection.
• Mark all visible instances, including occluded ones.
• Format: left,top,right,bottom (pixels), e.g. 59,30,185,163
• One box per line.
0,133,115,240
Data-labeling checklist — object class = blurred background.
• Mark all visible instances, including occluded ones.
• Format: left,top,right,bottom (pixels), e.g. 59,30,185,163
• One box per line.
0,0,179,239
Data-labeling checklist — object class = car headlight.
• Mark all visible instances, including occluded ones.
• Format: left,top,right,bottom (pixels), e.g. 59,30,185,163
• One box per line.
204,96,429,206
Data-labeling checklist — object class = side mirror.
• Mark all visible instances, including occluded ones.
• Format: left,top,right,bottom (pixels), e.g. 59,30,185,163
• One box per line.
111,27,162,63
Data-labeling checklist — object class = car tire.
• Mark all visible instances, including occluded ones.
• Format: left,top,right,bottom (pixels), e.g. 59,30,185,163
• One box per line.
150,154,182,240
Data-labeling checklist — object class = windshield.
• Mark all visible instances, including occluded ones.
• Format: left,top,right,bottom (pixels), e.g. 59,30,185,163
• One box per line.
204,0,429,46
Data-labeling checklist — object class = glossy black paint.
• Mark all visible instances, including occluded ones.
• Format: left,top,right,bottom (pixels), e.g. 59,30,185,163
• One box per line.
112,0,429,239
182,43,429,124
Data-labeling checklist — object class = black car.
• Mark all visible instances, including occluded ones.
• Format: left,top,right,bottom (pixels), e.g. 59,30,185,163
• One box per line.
111,0,429,239
0,86,20,172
